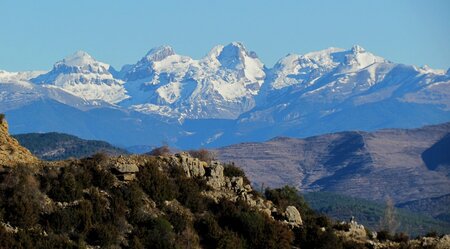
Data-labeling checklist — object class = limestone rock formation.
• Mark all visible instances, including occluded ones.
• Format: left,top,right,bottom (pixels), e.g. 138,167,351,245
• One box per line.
165,154,297,226
110,155,140,181
0,117,38,168
284,206,303,227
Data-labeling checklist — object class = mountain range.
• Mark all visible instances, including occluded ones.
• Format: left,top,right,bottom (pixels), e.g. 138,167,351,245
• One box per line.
1,42,449,148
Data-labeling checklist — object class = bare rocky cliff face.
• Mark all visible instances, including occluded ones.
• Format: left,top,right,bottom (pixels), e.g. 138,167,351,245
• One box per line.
216,122,450,203
0,117,38,168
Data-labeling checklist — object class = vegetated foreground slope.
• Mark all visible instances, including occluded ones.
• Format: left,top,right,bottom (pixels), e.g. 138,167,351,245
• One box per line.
0,116,449,248
13,132,128,161
216,122,450,204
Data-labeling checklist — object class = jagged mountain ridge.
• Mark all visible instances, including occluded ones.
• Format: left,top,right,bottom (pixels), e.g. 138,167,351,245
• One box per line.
1,43,449,148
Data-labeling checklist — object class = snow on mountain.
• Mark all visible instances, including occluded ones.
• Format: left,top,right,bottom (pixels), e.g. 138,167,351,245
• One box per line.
2,43,449,148
0,69,105,112
122,42,265,119
268,46,389,92
31,51,128,104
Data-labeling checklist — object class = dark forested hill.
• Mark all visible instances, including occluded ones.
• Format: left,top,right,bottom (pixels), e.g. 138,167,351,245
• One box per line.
13,132,128,160
303,192,450,236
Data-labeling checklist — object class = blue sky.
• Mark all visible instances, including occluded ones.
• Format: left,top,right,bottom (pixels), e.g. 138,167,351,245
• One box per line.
0,0,449,71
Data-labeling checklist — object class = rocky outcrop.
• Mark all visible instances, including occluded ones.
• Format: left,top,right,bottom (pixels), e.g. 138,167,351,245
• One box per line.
0,118,38,168
335,217,367,243
162,152,207,178
110,155,140,181
164,154,299,226
284,206,303,227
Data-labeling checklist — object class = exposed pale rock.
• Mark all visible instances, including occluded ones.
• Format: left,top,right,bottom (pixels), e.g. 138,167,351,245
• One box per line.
0,118,38,167
110,155,140,181
436,235,450,249
114,163,139,174
284,206,303,227
206,161,225,189
177,152,206,177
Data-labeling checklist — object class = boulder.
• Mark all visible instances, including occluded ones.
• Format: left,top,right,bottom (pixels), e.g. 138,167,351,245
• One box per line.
284,206,303,227
114,164,139,174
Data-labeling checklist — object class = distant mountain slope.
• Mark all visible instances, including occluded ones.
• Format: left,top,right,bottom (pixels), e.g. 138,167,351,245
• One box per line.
216,122,450,203
304,192,450,236
14,132,128,160
422,133,450,176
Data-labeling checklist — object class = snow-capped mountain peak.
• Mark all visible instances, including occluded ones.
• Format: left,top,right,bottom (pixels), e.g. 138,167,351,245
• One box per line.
30,51,128,104
216,42,259,69
58,50,98,67
340,45,387,72
351,44,365,53
123,45,193,83
143,46,176,62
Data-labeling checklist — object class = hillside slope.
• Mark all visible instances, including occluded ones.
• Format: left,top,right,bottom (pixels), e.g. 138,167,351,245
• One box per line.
216,122,450,203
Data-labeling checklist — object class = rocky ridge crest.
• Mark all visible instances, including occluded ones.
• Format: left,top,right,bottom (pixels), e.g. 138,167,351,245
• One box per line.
0,116,38,168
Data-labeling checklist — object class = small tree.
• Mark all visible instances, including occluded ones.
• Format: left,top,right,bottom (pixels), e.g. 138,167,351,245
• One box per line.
148,145,171,156
380,197,400,235
0,113,5,124
188,149,216,163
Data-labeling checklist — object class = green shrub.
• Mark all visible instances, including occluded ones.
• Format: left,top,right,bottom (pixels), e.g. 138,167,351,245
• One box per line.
195,214,223,249
86,223,120,247
0,113,5,124
1,166,42,227
393,232,409,243
377,230,393,241
47,167,83,202
223,163,250,185
134,217,177,249
265,186,313,216
138,163,178,205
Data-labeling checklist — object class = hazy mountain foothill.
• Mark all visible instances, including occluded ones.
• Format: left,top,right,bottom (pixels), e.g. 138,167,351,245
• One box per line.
216,122,450,204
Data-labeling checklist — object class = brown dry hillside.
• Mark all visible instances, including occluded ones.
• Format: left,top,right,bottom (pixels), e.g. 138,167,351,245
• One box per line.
0,116,38,167
216,122,450,203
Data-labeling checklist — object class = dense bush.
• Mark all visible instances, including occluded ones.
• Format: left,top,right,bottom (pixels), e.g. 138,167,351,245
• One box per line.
223,163,250,185
0,165,42,227
188,149,215,163
377,230,393,241
138,162,178,205
265,185,313,216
